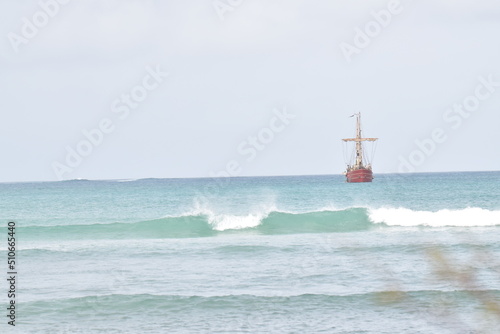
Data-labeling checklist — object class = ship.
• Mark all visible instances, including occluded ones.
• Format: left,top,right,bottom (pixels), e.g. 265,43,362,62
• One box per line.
342,113,378,183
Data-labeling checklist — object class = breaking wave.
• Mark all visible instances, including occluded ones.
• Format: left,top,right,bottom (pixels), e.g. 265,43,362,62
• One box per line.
14,207,500,241
369,207,500,227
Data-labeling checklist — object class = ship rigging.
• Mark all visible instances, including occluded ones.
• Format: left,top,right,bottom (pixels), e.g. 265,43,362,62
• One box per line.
342,113,378,183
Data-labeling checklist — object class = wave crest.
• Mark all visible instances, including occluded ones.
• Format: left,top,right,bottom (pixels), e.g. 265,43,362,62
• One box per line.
15,207,500,242
369,207,500,227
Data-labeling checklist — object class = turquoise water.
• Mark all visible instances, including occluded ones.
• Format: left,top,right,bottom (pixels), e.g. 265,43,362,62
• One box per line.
1,172,500,333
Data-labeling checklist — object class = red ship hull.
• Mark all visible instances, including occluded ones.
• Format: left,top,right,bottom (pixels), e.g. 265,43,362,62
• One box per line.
346,168,373,183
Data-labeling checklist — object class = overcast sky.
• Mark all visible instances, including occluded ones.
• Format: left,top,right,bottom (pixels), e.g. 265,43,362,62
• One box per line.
1,0,499,182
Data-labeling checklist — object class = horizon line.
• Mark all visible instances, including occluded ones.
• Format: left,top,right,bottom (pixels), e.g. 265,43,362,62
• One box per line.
1,169,499,184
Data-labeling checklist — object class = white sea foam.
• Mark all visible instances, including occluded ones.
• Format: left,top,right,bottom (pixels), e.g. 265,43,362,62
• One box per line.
184,201,277,231
204,207,276,231
208,213,266,231
369,207,500,227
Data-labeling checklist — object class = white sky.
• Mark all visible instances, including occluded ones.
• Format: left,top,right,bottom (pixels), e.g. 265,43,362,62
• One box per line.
1,0,499,182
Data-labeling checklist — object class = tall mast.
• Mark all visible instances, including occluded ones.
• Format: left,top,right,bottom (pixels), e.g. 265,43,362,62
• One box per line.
342,113,378,169
355,113,363,168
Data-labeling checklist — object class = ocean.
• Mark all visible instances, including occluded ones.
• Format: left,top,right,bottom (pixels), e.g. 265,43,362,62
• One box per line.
1,172,500,333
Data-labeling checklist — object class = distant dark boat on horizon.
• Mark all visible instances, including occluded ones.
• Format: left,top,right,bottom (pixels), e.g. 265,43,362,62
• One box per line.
342,113,378,183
